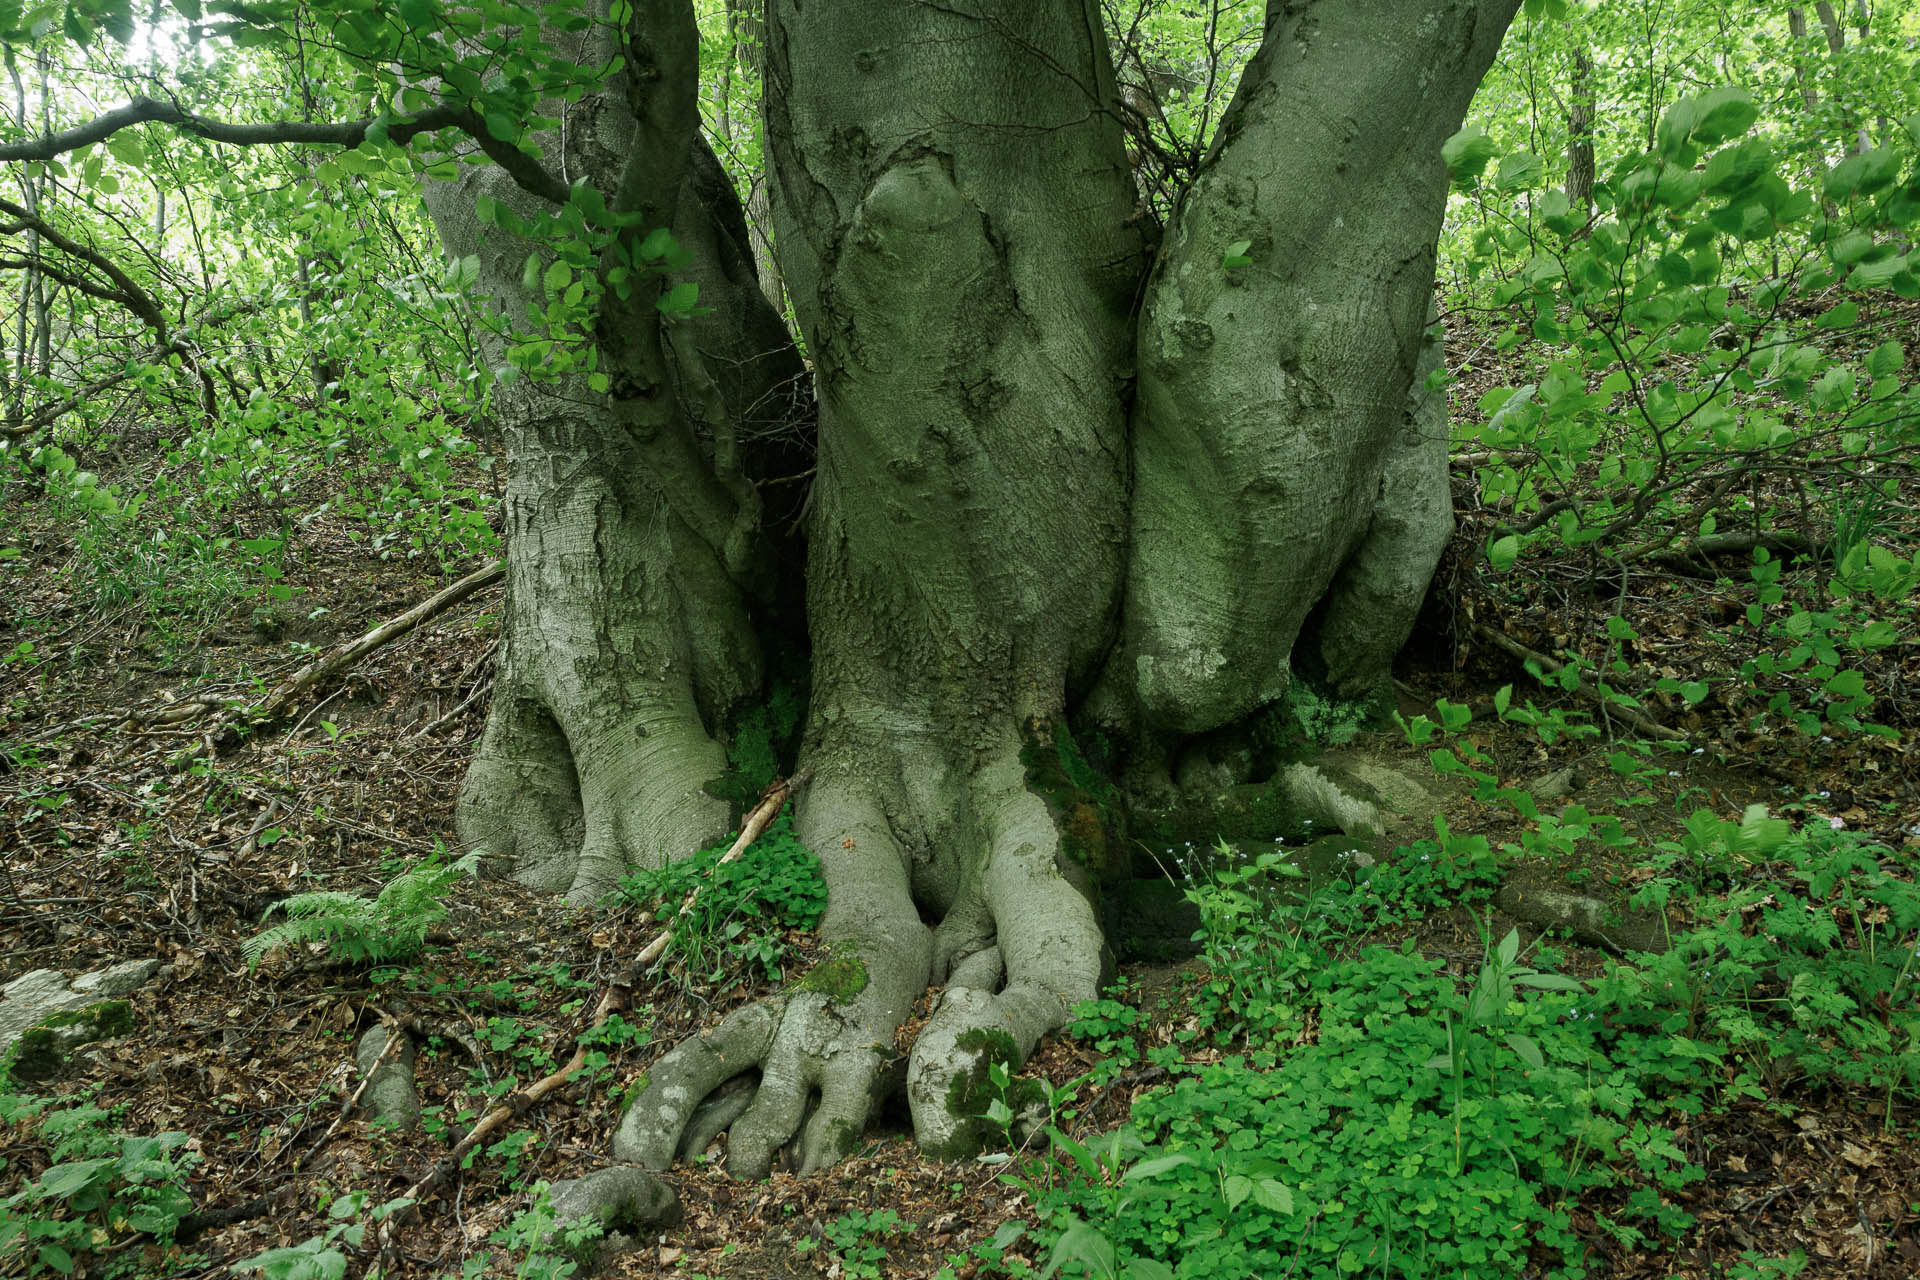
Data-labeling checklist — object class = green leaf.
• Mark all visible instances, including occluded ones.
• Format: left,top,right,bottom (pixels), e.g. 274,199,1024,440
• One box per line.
38,1159,115,1199
1504,1033,1544,1070
1222,238,1253,270
484,111,519,143
1442,125,1497,188
1494,152,1542,191
656,280,699,317
521,254,541,291
1864,341,1904,378
637,226,676,262
1605,615,1636,641
1251,1178,1296,1215
106,133,146,169
1493,684,1511,716
1693,86,1758,145
1224,1174,1252,1211
1124,1153,1196,1181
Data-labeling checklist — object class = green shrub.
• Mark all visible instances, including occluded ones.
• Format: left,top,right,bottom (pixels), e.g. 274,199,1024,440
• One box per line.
0,1090,200,1277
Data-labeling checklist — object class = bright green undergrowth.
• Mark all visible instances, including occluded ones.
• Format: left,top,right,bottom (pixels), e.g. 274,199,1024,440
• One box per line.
0,1089,200,1278
606,815,826,984
982,811,1911,1280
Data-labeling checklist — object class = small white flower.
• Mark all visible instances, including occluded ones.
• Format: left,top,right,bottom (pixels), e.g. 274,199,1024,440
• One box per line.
1828,817,1845,830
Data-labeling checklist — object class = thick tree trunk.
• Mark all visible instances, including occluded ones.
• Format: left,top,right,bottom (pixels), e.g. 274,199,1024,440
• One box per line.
621,0,1146,1173
421,3,804,904
613,0,1518,1176
1091,0,1514,753
430,0,1518,1175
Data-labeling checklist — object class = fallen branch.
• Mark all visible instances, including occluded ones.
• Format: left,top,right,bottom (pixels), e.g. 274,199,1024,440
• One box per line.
222,560,504,738
290,1013,414,1174
1629,530,1819,576
1472,622,1688,743
5,561,504,756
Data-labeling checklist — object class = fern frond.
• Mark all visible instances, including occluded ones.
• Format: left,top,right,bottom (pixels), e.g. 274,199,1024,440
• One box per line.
244,850,477,968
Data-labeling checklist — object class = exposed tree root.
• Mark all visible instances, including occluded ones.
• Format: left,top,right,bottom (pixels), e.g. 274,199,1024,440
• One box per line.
617,740,1107,1172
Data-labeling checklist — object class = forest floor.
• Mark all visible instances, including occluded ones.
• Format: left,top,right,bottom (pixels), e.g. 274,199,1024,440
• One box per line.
3,363,1918,1278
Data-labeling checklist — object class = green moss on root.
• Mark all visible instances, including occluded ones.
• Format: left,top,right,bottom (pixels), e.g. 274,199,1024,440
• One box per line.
933,1028,1046,1159
793,949,868,1002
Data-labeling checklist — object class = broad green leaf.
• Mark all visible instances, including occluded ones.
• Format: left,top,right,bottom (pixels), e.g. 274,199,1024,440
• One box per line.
1252,1178,1296,1215
1693,86,1757,145
1124,1153,1196,1181
1504,1032,1544,1069
1864,341,1904,378
1442,125,1496,188
1489,534,1519,572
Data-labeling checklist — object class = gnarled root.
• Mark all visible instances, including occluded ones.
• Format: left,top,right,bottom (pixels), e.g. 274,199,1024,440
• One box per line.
614,743,1104,1171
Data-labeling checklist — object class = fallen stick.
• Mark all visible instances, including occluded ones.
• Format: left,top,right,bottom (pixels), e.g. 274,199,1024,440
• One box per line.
172,560,503,764
233,560,505,733
290,1012,413,1173
5,561,504,755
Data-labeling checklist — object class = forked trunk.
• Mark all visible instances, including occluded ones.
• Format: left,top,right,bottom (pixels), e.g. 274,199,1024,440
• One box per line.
428,0,1520,1173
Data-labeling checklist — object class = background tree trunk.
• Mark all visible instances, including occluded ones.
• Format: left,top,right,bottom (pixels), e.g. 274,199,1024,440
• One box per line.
1567,45,1596,215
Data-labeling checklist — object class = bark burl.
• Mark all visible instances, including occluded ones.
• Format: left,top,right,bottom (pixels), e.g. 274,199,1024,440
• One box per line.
426,0,1519,1175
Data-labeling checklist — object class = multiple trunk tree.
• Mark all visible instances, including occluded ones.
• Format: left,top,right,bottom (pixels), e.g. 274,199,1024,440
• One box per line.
428,0,1517,1173
0,0,1521,1172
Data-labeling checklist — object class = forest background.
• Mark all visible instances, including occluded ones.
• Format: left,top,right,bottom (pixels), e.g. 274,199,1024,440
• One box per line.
1,1,1918,1278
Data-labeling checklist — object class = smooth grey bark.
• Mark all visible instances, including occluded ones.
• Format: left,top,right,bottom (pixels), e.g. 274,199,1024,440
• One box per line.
1091,0,1519,738
624,0,1146,1173
421,2,801,904
618,0,1518,1176
413,0,1518,1173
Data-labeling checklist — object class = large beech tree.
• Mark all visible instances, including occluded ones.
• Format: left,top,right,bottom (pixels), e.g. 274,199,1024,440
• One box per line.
0,0,1517,1172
